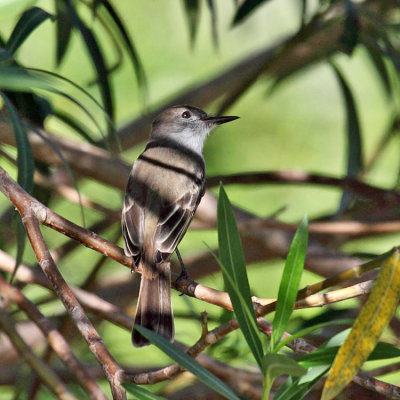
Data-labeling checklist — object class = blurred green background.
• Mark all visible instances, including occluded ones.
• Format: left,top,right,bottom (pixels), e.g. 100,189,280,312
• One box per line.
1,0,400,398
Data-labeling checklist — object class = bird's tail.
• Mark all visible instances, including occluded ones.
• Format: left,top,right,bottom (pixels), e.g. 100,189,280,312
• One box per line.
132,262,174,347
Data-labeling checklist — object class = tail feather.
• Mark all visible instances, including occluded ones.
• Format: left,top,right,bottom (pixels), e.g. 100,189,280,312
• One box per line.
132,263,174,347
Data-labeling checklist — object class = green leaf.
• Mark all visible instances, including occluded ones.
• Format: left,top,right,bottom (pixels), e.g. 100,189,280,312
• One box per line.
28,125,86,227
331,63,362,179
1,93,33,280
331,62,362,215
232,0,272,26
0,93,34,193
206,0,219,50
134,326,240,400
52,109,96,144
95,0,147,92
263,353,307,398
271,216,308,350
0,47,13,64
299,341,400,368
274,366,328,400
183,0,200,47
6,7,53,54
340,0,359,55
322,249,400,400
0,65,109,140
122,383,166,400
217,183,264,370
275,319,353,352
64,0,114,122
363,37,392,98
55,0,73,65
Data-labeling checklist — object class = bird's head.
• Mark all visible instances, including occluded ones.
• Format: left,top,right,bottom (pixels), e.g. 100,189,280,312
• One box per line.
150,105,238,154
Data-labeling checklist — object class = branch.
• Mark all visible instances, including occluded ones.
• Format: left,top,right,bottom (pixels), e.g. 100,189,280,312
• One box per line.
0,277,108,400
207,170,400,208
0,308,77,400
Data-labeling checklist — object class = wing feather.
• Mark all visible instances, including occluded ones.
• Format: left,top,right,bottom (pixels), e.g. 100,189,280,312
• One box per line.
154,185,202,262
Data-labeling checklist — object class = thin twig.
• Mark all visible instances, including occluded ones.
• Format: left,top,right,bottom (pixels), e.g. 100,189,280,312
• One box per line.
0,308,77,400
0,277,108,400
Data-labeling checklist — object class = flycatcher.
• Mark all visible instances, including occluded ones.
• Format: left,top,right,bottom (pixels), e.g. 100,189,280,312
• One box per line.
122,105,238,347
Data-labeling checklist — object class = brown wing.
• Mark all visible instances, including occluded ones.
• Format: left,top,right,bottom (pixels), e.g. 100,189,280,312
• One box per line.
153,186,203,263
122,167,145,267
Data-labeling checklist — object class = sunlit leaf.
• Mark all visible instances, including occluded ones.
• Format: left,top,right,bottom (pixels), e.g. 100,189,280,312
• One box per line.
217,183,264,370
271,216,308,350
322,249,400,400
6,7,53,55
134,326,240,400
122,383,166,400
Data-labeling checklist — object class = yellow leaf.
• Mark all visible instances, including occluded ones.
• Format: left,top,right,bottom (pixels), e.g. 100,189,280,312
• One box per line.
322,248,400,400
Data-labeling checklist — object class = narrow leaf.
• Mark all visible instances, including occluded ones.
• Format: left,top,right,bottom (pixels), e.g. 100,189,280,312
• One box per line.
275,319,353,352
299,341,400,367
0,93,34,193
331,62,362,215
64,0,114,122
331,63,362,178
207,245,263,367
322,249,400,400
55,0,73,65
217,184,264,370
183,0,200,47
134,326,240,400
52,109,96,144
263,353,307,398
232,0,272,26
29,125,86,226
363,37,392,98
274,366,328,400
340,0,359,55
207,0,219,50
6,7,53,54
1,93,33,280
122,383,166,400
271,216,308,350
0,65,109,140
95,0,146,91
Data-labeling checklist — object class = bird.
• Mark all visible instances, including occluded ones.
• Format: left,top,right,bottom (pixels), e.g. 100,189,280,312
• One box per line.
122,105,239,347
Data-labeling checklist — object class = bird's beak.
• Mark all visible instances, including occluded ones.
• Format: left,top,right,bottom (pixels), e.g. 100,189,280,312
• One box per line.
202,115,239,125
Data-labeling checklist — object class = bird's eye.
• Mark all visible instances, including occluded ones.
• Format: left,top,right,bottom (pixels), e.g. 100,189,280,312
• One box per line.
182,111,191,119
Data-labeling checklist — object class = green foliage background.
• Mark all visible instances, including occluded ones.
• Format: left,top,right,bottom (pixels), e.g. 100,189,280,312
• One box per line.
1,0,400,398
